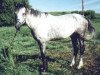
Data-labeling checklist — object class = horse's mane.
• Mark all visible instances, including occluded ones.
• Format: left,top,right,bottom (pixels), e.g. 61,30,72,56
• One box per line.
30,8,41,16
15,4,48,17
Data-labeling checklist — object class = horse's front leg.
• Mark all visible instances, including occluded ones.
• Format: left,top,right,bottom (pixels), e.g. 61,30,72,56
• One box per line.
31,30,47,72
38,41,48,72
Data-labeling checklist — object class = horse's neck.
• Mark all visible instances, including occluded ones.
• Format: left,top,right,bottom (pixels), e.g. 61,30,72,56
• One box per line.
26,14,35,28
25,13,48,28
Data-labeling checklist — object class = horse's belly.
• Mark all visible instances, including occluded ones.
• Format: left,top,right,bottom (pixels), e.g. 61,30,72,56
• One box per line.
48,24,77,39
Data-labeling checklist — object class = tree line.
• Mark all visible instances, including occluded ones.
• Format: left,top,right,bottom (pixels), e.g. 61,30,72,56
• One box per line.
50,10,95,19
0,0,30,27
0,0,96,27
71,10,95,19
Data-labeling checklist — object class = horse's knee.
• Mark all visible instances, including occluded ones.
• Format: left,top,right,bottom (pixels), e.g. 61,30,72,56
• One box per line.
80,41,85,55
73,41,79,57
80,45,85,55
73,48,78,57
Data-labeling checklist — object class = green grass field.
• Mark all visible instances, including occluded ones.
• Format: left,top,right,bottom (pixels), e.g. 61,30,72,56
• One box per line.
0,14,100,75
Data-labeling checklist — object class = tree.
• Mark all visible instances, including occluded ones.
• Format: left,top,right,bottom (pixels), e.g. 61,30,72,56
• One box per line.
0,0,30,27
85,10,95,19
71,10,95,19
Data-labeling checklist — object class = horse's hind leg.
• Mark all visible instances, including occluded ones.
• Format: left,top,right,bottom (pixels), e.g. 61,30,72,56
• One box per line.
77,37,85,69
70,33,79,67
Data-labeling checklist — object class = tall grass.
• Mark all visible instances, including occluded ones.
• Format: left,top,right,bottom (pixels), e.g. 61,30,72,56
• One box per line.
0,14,100,75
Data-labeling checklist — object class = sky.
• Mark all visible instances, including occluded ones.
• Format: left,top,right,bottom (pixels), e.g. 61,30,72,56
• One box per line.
29,0,100,13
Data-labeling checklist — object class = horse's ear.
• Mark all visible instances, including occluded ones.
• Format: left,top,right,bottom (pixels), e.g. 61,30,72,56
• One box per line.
15,10,19,14
15,3,24,8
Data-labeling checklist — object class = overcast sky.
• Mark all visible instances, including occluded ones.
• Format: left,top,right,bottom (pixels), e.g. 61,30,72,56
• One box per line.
29,0,100,13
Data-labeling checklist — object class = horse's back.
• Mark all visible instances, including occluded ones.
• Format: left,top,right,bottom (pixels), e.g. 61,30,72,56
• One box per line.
45,14,78,39
32,13,88,41
47,14,87,39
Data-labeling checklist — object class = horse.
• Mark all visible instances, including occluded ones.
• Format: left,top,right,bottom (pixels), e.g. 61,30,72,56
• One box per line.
15,4,95,71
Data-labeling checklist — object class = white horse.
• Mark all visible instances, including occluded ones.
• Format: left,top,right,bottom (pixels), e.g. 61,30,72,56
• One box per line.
15,4,95,71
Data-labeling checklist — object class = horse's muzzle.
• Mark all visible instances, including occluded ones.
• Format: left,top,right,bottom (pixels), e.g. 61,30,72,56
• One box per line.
15,26,20,32
15,22,21,31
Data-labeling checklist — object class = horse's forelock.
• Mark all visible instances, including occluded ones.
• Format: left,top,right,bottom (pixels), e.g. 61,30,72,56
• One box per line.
15,4,25,11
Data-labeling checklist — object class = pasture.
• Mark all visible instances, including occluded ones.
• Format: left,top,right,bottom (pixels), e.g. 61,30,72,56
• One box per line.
0,14,100,75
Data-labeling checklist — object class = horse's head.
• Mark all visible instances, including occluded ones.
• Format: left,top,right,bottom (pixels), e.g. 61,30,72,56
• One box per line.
15,4,26,31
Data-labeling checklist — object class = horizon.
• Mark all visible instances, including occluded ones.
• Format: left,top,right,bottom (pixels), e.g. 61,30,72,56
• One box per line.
29,0,100,13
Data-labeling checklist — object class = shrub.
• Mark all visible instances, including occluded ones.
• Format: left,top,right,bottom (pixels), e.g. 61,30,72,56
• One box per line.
71,10,95,19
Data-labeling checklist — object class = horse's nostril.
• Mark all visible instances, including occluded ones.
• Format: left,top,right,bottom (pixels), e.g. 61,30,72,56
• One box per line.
15,24,20,31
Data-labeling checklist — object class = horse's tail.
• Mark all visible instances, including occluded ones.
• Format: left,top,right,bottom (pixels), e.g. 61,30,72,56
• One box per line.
87,19,95,33
85,18,95,40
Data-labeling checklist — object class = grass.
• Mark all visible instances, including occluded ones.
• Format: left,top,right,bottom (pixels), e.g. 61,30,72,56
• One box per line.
0,14,100,75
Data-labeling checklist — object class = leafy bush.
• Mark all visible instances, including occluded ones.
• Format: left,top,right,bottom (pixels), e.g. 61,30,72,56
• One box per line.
71,10,95,19
95,32,100,40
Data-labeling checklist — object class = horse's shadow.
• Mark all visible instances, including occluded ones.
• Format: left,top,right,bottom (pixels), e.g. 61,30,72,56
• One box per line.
15,54,56,62
15,54,56,74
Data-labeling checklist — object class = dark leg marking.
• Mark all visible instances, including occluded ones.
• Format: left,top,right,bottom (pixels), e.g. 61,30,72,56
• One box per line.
79,37,85,56
31,29,48,72
70,32,80,59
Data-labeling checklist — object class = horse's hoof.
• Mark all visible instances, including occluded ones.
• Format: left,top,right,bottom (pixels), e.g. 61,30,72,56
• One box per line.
77,59,84,69
39,64,47,73
70,61,75,67
70,64,73,67
77,64,84,69
70,63,75,67
41,72,48,75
